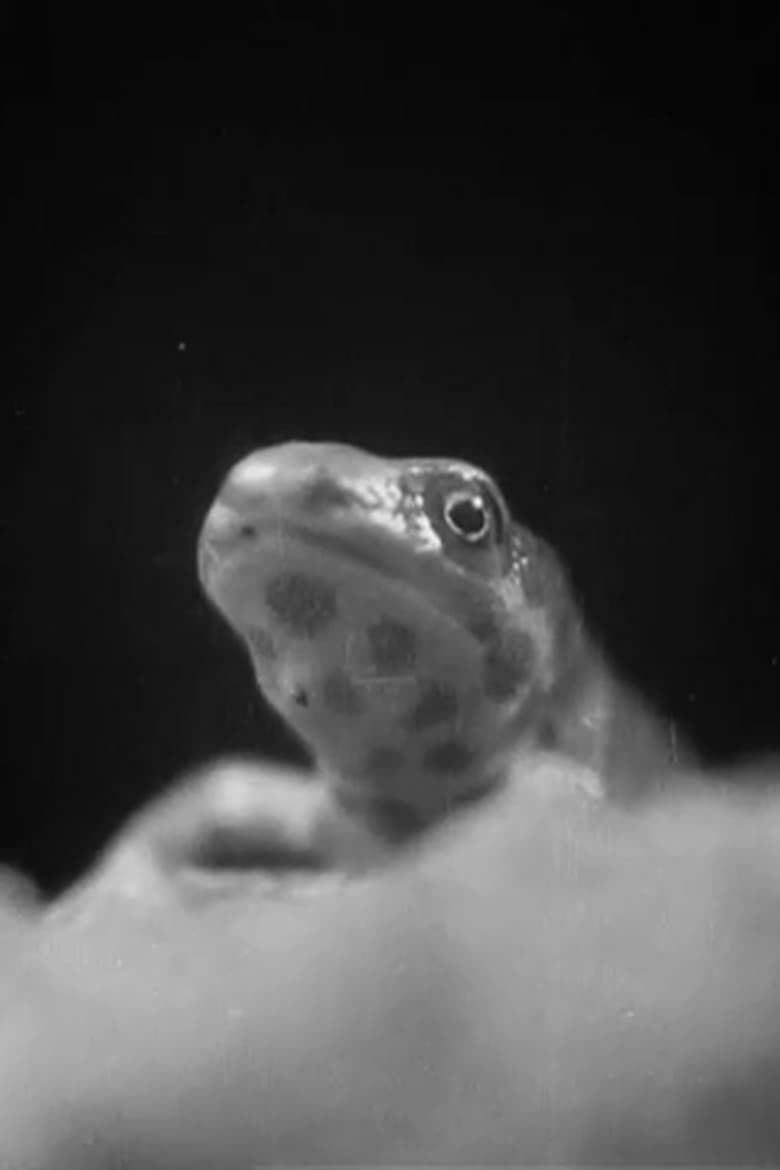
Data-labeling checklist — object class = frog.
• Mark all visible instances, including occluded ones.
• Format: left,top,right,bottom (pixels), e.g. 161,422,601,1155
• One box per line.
196,440,689,868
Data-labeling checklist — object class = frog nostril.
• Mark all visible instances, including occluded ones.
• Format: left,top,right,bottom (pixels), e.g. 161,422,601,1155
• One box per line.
200,500,261,555
201,502,240,546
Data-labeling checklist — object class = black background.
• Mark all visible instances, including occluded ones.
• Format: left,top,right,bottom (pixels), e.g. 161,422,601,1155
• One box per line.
3,9,778,893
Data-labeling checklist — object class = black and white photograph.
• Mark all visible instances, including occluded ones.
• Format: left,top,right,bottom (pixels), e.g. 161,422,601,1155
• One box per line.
2,7,779,1165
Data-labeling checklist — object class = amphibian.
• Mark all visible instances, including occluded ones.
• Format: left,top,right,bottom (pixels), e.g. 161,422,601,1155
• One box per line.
198,441,686,851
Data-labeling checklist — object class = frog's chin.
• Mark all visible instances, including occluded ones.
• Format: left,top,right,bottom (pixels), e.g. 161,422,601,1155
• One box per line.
330,780,434,840
329,769,496,842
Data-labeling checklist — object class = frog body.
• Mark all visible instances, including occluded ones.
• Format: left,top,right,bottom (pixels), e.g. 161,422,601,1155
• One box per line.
198,441,687,844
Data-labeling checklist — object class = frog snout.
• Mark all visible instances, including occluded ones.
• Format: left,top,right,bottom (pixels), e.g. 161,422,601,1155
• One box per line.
198,500,252,571
199,449,289,558
198,495,275,605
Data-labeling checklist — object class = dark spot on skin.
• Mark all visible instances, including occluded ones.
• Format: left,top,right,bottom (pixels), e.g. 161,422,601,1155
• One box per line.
422,740,474,775
265,572,338,637
365,797,426,841
320,668,366,717
401,681,460,732
465,608,502,646
290,685,310,708
365,619,418,675
299,475,354,514
362,745,405,781
246,625,277,661
446,579,503,647
335,787,425,843
537,717,559,749
483,629,536,700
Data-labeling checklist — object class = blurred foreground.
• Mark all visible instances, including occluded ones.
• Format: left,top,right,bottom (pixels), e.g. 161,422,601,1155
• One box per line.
1,753,779,1167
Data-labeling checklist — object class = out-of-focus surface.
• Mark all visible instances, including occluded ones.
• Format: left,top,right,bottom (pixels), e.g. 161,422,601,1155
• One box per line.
1,754,779,1167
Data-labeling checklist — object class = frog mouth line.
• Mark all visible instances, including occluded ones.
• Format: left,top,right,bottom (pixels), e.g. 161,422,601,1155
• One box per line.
257,517,420,587
205,514,457,614
200,515,507,655
199,513,413,589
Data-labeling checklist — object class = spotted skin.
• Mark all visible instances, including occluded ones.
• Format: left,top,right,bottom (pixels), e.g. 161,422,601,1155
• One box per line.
401,682,459,732
264,572,338,638
320,668,366,717
482,628,537,700
364,619,419,676
246,626,276,662
198,440,688,843
421,740,474,776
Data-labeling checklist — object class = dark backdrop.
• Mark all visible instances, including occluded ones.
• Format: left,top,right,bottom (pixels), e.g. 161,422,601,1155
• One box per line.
3,11,778,892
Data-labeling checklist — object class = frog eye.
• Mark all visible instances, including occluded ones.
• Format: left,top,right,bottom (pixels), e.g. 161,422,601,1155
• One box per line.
443,488,502,545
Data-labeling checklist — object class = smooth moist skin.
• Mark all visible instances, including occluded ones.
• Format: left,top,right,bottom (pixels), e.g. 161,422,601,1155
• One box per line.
198,441,687,839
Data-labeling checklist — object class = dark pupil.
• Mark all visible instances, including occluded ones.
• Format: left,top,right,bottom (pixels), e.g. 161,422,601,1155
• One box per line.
447,495,487,538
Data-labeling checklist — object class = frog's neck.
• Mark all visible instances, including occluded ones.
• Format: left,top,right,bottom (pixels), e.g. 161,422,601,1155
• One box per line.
535,631,692,801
